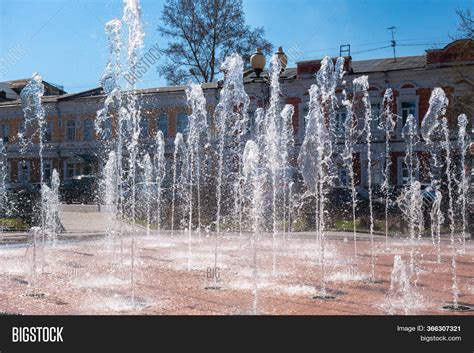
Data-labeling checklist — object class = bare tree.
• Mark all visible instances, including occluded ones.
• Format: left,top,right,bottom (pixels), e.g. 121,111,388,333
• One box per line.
158,0,273,85
456,8,474,39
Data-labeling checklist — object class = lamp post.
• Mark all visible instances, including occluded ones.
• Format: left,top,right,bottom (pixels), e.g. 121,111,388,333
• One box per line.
275,46,287,72
250,48,266,78
250,46,287,78
250,46,287,105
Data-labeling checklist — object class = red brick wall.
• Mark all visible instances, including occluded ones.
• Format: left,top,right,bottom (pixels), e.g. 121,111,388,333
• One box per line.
297,57,352,77
417,87,431,129
426,40,474,65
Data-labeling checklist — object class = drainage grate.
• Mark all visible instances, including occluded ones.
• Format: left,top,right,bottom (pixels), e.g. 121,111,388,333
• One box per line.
312,295,336,300
443,304,473,312
204,286,222,290
12,277,29,285
24,292,45,298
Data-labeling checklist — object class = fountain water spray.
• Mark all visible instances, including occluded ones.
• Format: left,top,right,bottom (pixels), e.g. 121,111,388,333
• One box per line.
420,87,448,262
342,91,358,255
440,117,459,309
279,104,295,236
298,56,344,297
352,75,375,282
212,53,249,287
243,140,264,314
154,131,166,236
399,114,423,283
384,255,423,314
42,169,60,243
185,83,210,235
214,53,249,235
102,151,118,238
26,226,43,296
263,55,283,274
379,89,395,244
96,17,125,258
19,73,54,279
457,114,470,252
19,74,46,231
170,133,188,236
141,154,153,237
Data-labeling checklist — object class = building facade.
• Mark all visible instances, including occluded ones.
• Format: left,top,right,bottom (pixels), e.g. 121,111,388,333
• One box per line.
0,39,472,187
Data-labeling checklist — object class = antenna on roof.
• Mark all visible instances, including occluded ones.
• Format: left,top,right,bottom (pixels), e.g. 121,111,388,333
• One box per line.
339,44,350,57
387,26,397,62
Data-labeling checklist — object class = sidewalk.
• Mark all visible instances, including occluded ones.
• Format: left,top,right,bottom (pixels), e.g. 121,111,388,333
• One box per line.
58,204,113,238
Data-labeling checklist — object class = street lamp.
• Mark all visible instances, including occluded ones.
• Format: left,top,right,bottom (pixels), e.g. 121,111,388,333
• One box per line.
250,46,287,106
275,46,287,72
250,48,266,78
250,46,288,78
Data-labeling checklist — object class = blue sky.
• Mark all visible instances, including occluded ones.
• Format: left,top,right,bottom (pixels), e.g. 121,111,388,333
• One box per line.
0,0,472,92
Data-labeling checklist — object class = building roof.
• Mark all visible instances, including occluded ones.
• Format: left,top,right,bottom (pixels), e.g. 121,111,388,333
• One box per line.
1,39,472,107
0,82,20,100
351,55,426,73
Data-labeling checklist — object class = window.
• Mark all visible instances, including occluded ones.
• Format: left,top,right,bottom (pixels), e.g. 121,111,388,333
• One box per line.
371,159,383,185
44,121,52,142
401,161,410,185
18,161,29,183
1,125,10,143
139,117,149,139
43,160,52,181
67,163,74,179
158,114,168,137
83,119,93,141
67,120,76,141
102,119,112,140
370,103,381,132
400,101,416,128
177,112,188,135
399,159,419,185
339,169,348,186
335,108,347,135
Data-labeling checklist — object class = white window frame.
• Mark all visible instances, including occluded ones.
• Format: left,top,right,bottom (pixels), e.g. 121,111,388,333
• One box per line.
397,157,420,185
334,107,347,136
396,96,419,136
370,101,382,136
